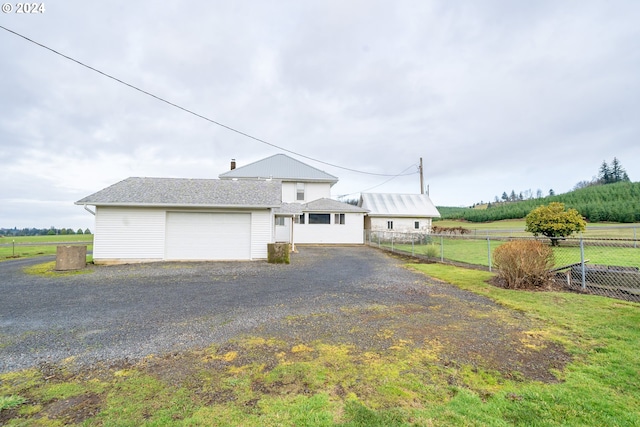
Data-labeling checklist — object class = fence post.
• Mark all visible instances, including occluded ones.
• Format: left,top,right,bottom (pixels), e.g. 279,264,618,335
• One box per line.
440,235,444,262
487,237,492,272
580,237,586,290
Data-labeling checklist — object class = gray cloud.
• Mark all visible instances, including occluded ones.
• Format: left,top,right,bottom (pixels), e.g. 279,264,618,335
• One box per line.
1,0,639,229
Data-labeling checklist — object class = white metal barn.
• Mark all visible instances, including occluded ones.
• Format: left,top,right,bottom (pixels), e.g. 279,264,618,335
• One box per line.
359,193,441,233
76,178,282,264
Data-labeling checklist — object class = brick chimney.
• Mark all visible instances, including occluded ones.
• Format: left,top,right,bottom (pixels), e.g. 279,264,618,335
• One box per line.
230,159,236,170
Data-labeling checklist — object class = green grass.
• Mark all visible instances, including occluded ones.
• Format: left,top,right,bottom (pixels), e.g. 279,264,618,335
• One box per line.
0,235,93,261
22,260,94,277
1,264,639,425
434,219,640,239
386,238,640,269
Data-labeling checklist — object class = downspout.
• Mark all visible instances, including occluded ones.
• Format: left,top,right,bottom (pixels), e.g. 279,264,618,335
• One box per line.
83,204,96,215
290,215,295,252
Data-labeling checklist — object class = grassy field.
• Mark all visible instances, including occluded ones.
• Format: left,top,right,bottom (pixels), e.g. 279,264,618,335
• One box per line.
1,264,638,425
0,235,93,260
434,219,640,239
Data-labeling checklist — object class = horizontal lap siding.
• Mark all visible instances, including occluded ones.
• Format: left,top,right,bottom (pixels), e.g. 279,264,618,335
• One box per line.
295,213,364,244
94,207,165,260
251,210,272,259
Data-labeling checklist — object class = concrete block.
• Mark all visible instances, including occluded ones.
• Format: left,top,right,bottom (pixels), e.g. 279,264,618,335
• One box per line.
267,243,290,264
56,245,87,271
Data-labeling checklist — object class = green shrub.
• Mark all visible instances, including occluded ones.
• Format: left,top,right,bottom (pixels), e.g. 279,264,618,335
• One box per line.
492,240,555,289
424,244,440,258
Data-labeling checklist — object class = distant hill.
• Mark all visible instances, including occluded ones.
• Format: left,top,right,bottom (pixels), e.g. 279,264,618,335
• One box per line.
437,181,640,223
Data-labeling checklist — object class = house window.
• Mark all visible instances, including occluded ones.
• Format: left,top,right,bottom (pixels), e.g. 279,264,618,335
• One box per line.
414,221,420,229
387,221,394,230
296,183,305,201
275,217,285,226
335,213,345,225
297,214,305,224
309,213,331,224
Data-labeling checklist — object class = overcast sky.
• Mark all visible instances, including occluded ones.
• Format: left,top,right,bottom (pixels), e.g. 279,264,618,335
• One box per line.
1,1,639,230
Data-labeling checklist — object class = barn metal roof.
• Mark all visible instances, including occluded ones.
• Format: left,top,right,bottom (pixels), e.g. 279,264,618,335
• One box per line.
219,154,339,184
76,177,282,208
359,193,441,218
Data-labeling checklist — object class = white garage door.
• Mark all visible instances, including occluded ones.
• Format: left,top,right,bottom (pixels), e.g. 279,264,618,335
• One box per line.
165,212,251,260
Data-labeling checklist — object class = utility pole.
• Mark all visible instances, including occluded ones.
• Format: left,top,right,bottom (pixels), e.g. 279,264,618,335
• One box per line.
419,157,424,194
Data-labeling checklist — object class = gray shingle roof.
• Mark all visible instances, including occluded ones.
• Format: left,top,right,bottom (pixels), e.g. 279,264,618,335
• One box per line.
275,199,368,215
76,177,282,207
219,154,339,184
303,198,368,213
360,193,440,218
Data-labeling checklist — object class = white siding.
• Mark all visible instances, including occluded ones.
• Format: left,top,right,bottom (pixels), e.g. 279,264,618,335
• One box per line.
294,213,364,244
250,210,272,259
94,207,166,262
281,181,332,203
369,217,433,233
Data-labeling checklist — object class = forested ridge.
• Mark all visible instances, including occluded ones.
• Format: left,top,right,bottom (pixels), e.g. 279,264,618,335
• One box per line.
438,181,640,223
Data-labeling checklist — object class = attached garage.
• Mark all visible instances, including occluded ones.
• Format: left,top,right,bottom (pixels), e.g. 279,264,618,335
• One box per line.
165,212,251,260
77,177,282,264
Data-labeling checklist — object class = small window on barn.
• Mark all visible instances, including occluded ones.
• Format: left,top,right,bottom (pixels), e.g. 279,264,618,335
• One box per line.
275,217,285,226
414,221,420,229
298,214,305,224
296,183,305,201
387,221,393,230
335,213,345,225
309,213,331,224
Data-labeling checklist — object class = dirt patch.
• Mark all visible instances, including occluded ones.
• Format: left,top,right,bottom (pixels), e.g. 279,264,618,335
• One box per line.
41,393,103,424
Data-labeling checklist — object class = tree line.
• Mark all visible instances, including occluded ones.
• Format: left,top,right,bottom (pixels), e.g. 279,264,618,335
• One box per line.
443,158,636,223
0,227,92,237
439,181,640,223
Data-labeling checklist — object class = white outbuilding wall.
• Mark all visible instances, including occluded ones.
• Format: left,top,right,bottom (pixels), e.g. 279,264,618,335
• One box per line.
368,216,434,233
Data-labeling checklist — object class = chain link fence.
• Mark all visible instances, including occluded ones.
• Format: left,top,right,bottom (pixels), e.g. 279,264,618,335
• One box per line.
365,230,640,302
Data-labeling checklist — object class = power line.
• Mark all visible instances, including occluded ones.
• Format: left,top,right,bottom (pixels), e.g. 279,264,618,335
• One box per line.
1,25,417,178
337,163,419,198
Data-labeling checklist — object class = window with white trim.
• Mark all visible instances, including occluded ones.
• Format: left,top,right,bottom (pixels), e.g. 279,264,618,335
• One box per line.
275,217,285,226
335,213,345,225
296,182,305,201
309,213,330,224
387,221,393,230
414,221,420,229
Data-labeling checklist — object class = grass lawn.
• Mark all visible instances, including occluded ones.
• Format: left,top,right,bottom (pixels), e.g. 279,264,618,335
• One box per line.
1,264,638,425
434,219,640,239
387,238,640,270
0,235,93,260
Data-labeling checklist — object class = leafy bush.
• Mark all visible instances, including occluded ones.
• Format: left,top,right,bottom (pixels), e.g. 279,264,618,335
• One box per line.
493,240,555,289
525,202,586,246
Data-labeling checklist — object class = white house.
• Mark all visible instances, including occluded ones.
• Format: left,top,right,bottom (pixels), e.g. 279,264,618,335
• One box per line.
220,154,367,246
76,178,282,264
77,154,370,263
359,192,441,233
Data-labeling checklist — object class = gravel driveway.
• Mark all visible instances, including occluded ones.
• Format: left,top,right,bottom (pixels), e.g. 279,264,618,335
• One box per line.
0,246,569,379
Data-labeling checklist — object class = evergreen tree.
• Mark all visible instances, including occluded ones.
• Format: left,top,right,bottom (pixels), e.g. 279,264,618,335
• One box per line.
599,160,611,184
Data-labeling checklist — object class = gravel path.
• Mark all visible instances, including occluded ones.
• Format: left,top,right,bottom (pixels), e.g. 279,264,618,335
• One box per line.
0,246,569,379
